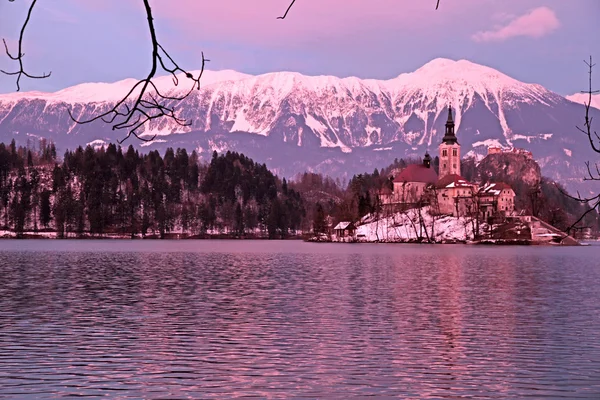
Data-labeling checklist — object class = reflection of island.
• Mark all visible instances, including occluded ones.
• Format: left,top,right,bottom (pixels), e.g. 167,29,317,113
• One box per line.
431,251,523,396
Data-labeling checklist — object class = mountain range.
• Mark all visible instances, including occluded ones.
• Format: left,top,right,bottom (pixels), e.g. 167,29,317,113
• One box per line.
0,58,598,195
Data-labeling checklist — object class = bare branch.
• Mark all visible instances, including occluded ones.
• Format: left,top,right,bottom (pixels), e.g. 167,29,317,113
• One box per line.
565,198,600,234
577,56,600,154
278,0,443,19
1,0,51,91
66,0,207,144
277,0,297,19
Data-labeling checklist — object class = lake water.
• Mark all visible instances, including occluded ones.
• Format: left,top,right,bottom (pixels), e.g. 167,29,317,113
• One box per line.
1,240,599,398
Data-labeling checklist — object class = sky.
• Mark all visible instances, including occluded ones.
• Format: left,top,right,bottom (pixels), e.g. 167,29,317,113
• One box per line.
0,0,598,96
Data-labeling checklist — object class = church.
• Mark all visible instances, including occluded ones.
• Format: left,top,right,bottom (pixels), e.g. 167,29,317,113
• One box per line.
379,105,516,218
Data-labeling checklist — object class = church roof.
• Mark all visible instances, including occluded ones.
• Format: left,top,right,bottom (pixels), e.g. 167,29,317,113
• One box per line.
435,174,473,189
442,105,459,145
393,164,438,184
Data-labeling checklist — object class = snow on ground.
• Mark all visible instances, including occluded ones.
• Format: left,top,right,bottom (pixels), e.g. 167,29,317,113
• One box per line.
349,207,483,243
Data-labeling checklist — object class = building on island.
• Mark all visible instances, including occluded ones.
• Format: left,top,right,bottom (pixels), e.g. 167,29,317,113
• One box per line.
479,182,516,218
333,221,356,238
435,174,478,216
487,146,533,160
439,105,461,179
379,105,516,219
379,152,438,206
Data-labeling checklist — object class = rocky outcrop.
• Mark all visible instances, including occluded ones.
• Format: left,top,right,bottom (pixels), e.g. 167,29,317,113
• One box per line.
476,152,541,188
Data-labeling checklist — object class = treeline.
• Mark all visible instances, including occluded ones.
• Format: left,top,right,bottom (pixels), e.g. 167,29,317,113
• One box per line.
1,139,597,238
0,141,305,238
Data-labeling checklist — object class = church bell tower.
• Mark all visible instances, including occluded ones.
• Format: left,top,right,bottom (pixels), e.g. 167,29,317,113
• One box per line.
438,105,461,179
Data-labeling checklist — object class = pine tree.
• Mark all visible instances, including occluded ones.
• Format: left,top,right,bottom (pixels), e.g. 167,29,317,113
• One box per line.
313,203,327,236
39,190,52,229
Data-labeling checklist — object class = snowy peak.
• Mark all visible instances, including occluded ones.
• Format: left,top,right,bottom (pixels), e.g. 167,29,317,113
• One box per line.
391,58,542,95
1,69,252,104
566,92,600,110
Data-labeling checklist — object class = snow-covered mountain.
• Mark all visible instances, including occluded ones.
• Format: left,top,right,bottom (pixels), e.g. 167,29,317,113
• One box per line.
0,58,598,195
566,92,600,111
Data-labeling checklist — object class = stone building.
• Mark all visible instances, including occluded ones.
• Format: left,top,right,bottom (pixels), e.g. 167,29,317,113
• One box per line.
438,105,461,179
379,153,438,206
479,182,516,218
378,104,517,219
435,174,478,216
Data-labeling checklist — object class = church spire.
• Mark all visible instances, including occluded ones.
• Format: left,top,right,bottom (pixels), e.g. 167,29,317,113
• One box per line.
442,105,458,145
423,151,432,168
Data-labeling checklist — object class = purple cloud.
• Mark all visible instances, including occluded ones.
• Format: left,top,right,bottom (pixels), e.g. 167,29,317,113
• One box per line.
472,7,560,42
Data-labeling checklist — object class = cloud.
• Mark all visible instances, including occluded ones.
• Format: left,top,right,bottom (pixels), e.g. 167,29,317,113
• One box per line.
472,7,560,42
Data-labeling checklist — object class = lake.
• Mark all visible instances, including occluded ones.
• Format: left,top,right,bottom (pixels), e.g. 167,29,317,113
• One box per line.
1,240,599,398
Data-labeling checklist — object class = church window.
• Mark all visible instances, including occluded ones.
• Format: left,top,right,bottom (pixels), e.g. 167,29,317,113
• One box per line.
443,163,446,168
453,148,457,156
453,164,456,169
442,149,448,157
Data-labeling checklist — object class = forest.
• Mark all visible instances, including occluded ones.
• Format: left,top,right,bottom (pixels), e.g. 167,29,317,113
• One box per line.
0,139,598,239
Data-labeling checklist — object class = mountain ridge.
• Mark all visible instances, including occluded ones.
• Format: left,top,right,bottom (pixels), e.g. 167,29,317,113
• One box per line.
0,57,598,196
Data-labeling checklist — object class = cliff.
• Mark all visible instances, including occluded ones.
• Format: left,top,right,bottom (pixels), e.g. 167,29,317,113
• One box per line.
476,152,541,188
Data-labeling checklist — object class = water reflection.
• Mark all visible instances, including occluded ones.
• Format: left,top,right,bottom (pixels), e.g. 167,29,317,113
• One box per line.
0,241,599,398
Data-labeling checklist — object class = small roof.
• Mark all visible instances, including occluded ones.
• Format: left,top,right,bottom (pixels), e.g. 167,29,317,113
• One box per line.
436,174,474,189
333,221,354,230
393,164,438,184
480,182,513,196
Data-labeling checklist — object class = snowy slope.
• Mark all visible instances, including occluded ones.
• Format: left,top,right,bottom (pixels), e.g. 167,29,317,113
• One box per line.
0,58,598,195
566,93,600,110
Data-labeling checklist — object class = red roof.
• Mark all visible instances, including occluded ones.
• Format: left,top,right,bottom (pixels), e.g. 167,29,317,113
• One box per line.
393,164,438,184
435,174,474,189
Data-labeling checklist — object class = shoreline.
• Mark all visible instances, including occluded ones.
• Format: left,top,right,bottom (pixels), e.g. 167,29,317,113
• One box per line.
0,231,306,241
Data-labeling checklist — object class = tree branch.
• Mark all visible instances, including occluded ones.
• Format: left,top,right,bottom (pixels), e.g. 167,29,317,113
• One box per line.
561,56,600,234
278,0,443,19
66,0,207,144
1,0,51,91
578,56,600,154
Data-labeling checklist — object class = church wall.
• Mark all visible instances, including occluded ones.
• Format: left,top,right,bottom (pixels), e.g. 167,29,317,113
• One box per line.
392,181,428,204
439,143,461,179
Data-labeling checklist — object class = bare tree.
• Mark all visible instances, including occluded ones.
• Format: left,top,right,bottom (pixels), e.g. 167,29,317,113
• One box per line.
3,0,444,144
1,0,50,91
559,57,600,233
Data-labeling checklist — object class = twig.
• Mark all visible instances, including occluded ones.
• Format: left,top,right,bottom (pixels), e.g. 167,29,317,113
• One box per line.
66,0,207,144
561,56,600,233
277,0,297,19
1,0,51,91
278,0,443,19
577,56,600,154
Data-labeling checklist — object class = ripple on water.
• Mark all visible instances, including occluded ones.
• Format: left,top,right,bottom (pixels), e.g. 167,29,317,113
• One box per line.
0,241,600,398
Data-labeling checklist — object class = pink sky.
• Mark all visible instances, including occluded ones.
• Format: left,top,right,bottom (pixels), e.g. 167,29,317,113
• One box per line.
0,0,598,95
